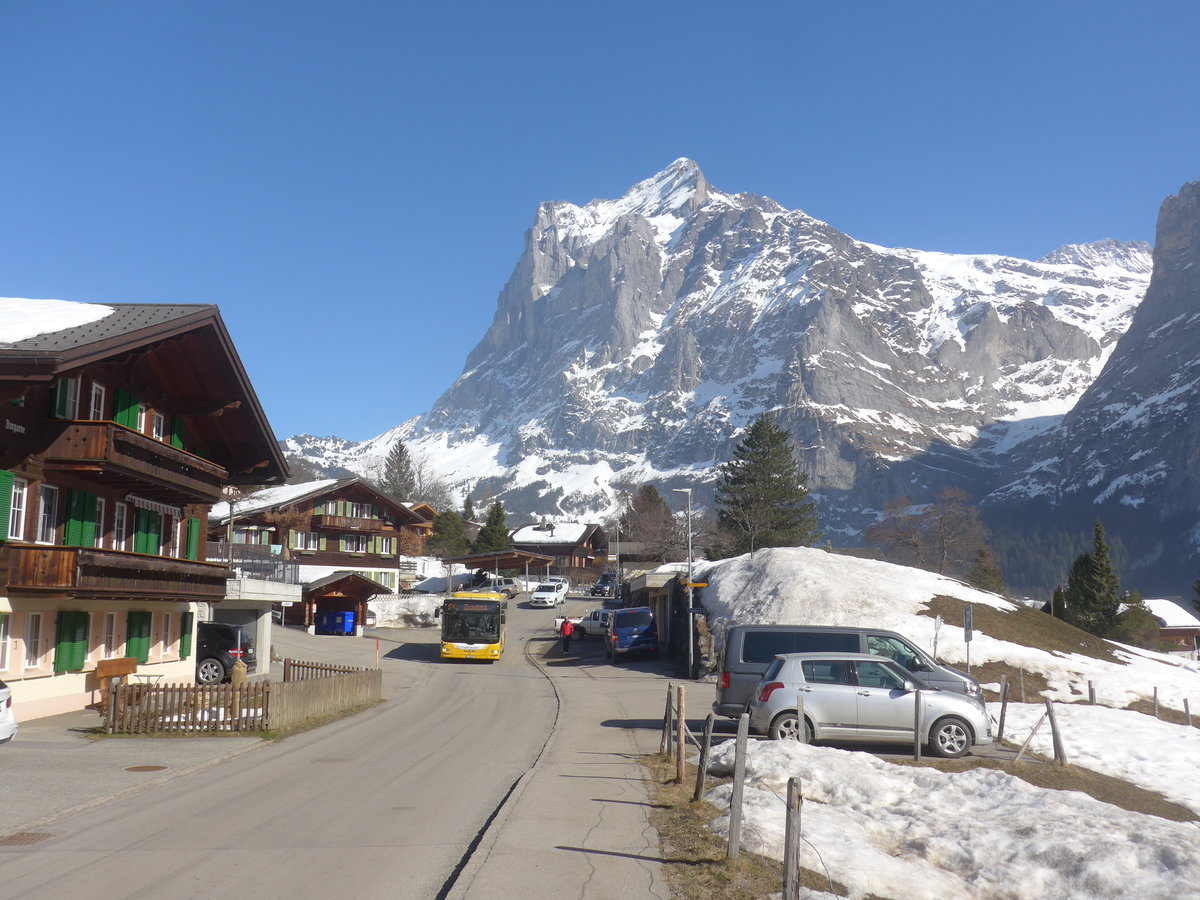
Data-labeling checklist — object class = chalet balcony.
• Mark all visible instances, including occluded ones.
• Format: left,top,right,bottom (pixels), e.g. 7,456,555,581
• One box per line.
309,514,387,532
3,545,229,602
44,421,228,503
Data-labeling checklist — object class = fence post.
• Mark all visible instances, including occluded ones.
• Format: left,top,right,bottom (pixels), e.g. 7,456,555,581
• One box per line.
783,777,801,900
1088,681,1095,705
693,713,715,802
726,712,749,861
997,675,1009,741
913,689,922,761
676,685,686,784
1154,687,1160,719
1044,698,1067,765
660,683,674,757
1186,698,1192,728
796,692,806,743
1020,669,1026,703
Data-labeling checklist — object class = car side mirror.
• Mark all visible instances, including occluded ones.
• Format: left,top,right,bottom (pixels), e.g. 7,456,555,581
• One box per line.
903,680,916,691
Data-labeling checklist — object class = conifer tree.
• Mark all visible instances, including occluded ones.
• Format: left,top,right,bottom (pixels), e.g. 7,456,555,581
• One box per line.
472,501,510,553
713,414,820,557
425,510,471,558
1063,519,1122,636
380,440,416,503
462,493,476,523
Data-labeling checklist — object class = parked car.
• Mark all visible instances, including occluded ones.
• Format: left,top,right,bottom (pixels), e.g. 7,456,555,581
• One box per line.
575,608,612,637
479,577,521,599
713,624,984,719
605,607,659,661
749,652,992,758
0,678,17,745
590,573,617,597
195,622,257,685
529,582,567,608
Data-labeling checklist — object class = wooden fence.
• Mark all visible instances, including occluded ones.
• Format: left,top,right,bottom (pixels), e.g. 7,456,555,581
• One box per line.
104,659,382,735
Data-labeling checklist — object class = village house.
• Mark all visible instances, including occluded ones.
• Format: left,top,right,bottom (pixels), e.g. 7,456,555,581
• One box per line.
207,478,433,632
509,522,608,581
0,301,287,720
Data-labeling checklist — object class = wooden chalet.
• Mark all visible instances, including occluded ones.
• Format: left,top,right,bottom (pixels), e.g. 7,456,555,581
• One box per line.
0,301,288,720
509,522,608,578
207,478,433,627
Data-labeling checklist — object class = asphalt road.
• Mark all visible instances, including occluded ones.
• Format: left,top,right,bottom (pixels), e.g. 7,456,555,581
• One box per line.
0,595,681,899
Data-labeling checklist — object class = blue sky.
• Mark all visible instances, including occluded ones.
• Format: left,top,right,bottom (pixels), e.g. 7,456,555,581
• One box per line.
2,2,1197,441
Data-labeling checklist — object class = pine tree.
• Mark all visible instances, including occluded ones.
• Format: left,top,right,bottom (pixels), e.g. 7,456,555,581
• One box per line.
714,414,820,557
1063,519,1122,636
1051,585,1067,620
379,440,416,503
425,510,471,558
462,493,476,523
472,501,510,553
965,545,1004,594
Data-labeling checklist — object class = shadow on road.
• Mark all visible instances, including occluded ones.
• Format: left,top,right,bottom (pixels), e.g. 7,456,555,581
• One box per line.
382,642,438,662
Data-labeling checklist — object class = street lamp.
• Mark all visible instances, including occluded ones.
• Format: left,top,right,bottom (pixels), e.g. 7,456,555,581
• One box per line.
673,487,694,678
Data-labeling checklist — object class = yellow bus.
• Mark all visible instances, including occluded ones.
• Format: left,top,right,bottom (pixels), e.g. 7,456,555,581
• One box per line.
440,592,507,661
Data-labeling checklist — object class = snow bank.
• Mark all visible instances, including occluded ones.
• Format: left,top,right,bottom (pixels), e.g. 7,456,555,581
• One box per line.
704,739,1200,900
698,548,1200,711
369,594,442,628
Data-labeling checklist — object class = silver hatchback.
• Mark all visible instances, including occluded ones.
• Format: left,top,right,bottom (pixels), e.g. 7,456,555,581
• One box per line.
748,652,992,758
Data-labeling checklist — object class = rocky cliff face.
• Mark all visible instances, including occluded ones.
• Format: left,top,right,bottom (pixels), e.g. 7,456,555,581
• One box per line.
987,181,1200,589
286,160,1154,544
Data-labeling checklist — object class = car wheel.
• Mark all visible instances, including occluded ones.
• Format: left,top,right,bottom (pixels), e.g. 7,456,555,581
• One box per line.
196,657,226,685
768,711,809,741
928,716,972,758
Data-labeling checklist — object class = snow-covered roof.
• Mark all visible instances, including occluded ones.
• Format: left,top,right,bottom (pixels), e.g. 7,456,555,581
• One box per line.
0,298,114,344
1141,598,1200,629
510,522,594,545
211,479,340,521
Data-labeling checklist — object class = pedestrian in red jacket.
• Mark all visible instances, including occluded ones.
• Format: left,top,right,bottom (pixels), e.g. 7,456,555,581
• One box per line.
560,617,574,654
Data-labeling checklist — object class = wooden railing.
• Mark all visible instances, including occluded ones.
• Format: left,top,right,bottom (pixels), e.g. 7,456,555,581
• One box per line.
44,420,228,501
309,514,385,532
282,659,369,681
5,545,229,601
103,659,382,734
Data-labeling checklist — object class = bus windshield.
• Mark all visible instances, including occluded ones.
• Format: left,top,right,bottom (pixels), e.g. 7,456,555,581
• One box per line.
442,601,502,643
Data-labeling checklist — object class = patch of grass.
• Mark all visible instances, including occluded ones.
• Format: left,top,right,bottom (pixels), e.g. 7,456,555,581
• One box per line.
893,752,1197,823
642,753,852,900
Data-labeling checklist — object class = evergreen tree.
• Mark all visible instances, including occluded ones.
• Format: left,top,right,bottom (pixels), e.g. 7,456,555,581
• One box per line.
613,484,681,561
1063,519,1122,636
379,440,417,503
1051,585,1067,620
462,492,476,523
965,545,1005,594
472,501,510,553
713,414,820,557
425,510,471,558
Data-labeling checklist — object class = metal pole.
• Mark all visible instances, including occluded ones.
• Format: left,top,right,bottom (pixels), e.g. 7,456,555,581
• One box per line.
674,487,694,678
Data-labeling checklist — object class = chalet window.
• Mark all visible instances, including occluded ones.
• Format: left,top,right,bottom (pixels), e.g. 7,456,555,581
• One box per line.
54,611,90,673
89,382,107,420
342,534,369,553
159,612,174,658
294,531,320,551
378,536,395,555
2,473,28,541
349,502,372,519
136,404,147,434
24,612,44,670
113,502,128,551
53,376,81,419
37,485,60,544
100,612,119,659
152,412,167,442
94,497,106,548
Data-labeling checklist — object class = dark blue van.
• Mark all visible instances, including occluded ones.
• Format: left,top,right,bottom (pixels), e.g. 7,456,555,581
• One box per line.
605,607,659,661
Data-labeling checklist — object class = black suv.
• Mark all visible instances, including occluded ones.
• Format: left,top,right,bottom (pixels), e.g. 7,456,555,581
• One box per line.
590,573,616,597
196,622,256,685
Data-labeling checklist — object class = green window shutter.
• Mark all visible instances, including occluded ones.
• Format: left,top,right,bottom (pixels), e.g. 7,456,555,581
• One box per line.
80,492,97,548
113,389,137,429
146,511,161,555
133,507,148,554
54,611,89,673
65,489,86,547
179,611,194,659
0,469,13,541
288,529,296,550
170,417,185,450
186,517,201,561
340,500,348,516
373,504,380,519
53,379,71,419
313,501,322,516
339,534,347,552
125,611,151,664
319,534,326,551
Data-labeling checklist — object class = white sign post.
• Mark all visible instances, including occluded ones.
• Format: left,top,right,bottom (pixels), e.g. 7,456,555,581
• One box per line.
963,606,974,674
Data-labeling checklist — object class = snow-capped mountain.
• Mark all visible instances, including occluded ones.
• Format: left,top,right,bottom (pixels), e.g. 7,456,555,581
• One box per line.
986,180,1200,588
286,159,1154,542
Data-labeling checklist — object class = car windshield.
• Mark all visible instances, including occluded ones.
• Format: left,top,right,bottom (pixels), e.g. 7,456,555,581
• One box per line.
614,610,652,628
534,584,555,592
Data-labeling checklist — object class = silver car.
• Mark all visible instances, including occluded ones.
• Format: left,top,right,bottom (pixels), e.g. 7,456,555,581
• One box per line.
0,678,18,745
748,652,992,758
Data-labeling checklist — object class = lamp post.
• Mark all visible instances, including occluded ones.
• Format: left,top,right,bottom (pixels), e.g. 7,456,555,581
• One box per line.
673,487,694,678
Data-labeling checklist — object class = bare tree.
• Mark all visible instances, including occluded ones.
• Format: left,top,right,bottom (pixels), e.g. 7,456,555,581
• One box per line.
263,505,308,559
